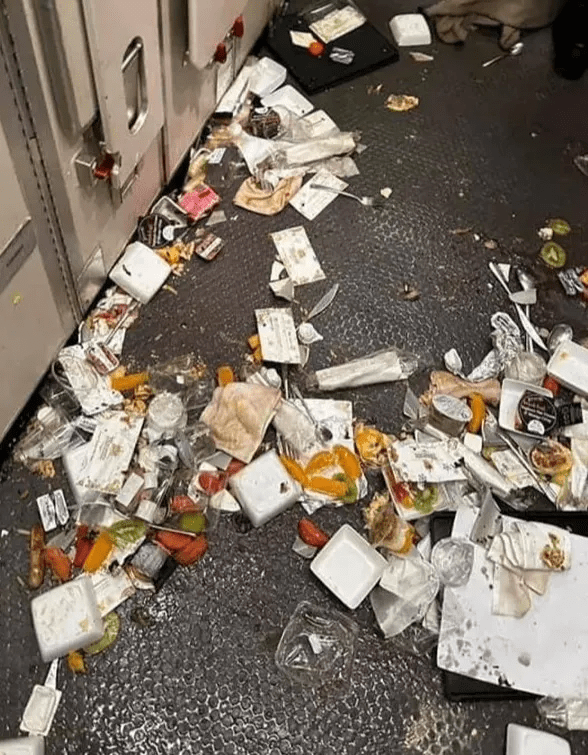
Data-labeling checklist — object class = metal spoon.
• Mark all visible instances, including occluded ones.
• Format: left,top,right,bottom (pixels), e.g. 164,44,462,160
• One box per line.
312,184,385,208
547,323,573,354
482,41,524,68
516,268,537,352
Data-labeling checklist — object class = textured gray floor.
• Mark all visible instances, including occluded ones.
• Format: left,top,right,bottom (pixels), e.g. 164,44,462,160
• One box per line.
2,2,588,752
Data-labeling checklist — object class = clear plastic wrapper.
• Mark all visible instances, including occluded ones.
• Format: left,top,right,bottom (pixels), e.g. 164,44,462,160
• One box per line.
275,601,359,695
504,351,547,385
430,537,475,587
385,622,439,658
372,553,440,638
15,405,84,464
537,696,588,730
312,348,419,391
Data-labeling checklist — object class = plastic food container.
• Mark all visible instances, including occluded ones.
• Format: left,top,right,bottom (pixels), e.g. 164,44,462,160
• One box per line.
147,392,187,439
229,450,301,527
547,340,588,396
310,524,387,609
31,576,104,662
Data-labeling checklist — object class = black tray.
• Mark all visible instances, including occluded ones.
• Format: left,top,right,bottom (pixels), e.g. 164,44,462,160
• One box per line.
266,12,398,95
430,509,588,702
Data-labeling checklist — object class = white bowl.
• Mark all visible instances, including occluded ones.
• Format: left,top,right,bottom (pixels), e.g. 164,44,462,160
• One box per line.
311,524,387,609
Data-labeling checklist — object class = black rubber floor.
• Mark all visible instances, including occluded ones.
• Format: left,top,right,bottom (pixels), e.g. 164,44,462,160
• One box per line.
1,2,588,752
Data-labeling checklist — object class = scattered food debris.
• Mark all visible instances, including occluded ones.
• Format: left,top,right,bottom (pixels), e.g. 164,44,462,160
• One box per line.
385,94,419,112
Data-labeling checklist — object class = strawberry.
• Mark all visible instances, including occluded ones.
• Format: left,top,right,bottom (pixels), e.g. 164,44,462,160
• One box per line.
298,518,329,548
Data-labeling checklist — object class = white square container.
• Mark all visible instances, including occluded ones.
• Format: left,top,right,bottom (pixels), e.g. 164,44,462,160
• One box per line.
229,450,302,527
311,524,387,609
389,14,432,46
0,738,44,755
109,242,171,304
547,340,588,396
31,576,104,662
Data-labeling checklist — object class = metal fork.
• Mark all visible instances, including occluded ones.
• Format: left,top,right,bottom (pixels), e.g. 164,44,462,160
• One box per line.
312,184,385,208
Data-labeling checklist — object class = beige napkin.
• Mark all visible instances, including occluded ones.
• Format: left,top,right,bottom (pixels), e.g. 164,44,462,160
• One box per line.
200,383,281,463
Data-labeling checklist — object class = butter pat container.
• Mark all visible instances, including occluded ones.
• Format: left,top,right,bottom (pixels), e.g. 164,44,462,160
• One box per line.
389,14,432,46
31,576,103,662
229,450,301,527
311,524,387,609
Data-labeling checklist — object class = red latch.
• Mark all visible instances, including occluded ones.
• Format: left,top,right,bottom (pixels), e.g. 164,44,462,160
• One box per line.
232,16,244,38
214,42,227,64
93,152,116,181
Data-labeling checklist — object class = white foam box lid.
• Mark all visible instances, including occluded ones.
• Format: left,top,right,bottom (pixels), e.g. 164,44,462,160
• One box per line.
229,450,302,527
389,14,432,46
31,575,104,662
311,524,387,609
0,738,44,755
109,242,171,305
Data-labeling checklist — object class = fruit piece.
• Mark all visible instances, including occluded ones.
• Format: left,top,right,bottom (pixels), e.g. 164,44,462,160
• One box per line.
391,482,414,509
170,494,199,514
467,393,486,434
308,40,325,57
108,519,147,548
306,476,348,497
298,518,329,548
198,471,227,495
279,456,309,486
543,376,561,396
540,241,566,268
83,531,114,573
252,346,263,364
28,524,45,589
413,486,439,514
217,365,235,387
45,547,72,582
333,473,358,504
333,445,362,480
530,440,573,476
67,651,87,674
548,218,571,236
85,612,120,656
155,529,194,553
174,534,208,566
305,450,336,476
109,371,149,392
179,512,207,533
